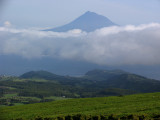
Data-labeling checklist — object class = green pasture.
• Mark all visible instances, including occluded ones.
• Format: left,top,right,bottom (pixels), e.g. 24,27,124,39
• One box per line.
1,92,160,120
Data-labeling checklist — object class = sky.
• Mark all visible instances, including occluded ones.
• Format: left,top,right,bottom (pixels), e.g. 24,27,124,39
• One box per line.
0,0,160,28
0,0,160,71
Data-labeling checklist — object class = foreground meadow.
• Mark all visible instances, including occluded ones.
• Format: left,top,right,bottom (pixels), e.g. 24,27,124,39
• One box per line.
1,92,160,120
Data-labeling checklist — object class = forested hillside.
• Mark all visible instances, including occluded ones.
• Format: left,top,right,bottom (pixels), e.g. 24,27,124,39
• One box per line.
1,69,160,106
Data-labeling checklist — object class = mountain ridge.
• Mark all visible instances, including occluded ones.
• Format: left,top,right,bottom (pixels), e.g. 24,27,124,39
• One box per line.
19,69,160,93
1,69,160,106
45,11,117,32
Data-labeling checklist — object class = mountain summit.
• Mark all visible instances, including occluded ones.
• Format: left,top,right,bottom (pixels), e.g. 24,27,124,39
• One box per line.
45,11,116,32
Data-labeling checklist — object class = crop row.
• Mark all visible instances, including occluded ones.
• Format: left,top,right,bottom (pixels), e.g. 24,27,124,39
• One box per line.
13,114,160,120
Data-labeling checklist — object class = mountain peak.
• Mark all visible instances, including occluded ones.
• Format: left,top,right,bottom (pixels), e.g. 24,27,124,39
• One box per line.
45,11,117,32
80,11,104,19
85,11,93,13
84,11,97,15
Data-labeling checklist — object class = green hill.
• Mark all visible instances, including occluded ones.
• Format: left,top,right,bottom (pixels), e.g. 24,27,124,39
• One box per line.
1,69,160,107
84,69,128,81
20,70,65,80
1,92,160,120
106,74,160,92
84,69,160,93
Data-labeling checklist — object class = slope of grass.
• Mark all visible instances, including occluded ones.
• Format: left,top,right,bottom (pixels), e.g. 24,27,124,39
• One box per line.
4,93,18,98
1,92,160,120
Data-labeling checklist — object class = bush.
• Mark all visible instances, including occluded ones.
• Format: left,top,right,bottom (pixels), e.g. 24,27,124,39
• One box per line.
108,114,118,120
65,115,73,120
100,115,108,120
92,115,100,120
72,114,85,120
57,116,64,120
15,118,24,120
35,116,43,120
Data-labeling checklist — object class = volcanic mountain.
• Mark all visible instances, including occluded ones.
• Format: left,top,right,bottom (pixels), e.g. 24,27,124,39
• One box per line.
45,11,116,32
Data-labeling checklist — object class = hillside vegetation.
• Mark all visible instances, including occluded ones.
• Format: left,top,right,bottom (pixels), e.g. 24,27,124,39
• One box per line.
1,69,160,106
1,92,160,120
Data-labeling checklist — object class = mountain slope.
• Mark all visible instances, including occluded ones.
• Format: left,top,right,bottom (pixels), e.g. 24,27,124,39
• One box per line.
1,69,160,107
84,69,160,92
106,74,160,92
19,69,160,93
20,70,65,80
84,69,128,81
1,92,160,120
45,11,116,32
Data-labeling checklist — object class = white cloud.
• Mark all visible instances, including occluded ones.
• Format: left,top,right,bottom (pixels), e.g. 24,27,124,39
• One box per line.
0,23,160,65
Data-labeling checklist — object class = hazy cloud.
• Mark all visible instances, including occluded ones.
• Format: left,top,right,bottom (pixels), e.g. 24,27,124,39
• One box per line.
0,23,160,65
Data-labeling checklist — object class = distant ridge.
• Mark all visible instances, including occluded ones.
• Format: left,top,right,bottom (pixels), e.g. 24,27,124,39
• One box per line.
20,69,160,93
45,11,117,32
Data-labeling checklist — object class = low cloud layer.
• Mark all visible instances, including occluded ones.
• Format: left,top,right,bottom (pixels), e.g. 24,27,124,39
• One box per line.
0,23,160,65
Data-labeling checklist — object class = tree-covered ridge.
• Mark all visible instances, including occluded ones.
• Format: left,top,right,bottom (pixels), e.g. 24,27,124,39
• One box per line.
20,70,65,80
1,69,160,106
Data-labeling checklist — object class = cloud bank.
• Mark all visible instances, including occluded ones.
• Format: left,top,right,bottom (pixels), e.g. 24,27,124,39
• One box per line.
0,23,160,65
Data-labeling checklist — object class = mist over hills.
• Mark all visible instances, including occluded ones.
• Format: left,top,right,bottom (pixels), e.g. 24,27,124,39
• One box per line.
1,54,160,80
45,11,116,32
0,12,160,80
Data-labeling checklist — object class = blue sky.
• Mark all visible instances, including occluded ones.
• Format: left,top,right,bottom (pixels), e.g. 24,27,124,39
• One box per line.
0,0,160,28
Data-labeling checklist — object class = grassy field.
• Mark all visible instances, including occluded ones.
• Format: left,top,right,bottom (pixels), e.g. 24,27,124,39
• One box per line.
0,93,68,107
1,92,160,120
4,93,18,98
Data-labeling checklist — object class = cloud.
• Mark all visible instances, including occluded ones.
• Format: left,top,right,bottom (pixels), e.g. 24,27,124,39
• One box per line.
0,23,160,65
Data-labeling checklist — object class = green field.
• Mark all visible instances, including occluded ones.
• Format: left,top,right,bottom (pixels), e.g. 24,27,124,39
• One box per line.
1,92,160,120
4,93,18,98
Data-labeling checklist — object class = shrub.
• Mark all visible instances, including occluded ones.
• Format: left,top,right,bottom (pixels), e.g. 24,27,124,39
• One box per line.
57,116,64,120
35,116,43,120
92,115,100,120
65,115,73,120
72,114,84,120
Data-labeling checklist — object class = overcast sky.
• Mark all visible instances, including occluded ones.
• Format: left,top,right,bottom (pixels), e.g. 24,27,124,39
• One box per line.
0,0,160,28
